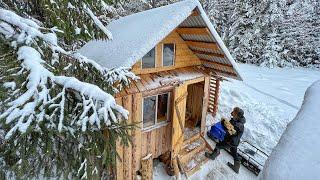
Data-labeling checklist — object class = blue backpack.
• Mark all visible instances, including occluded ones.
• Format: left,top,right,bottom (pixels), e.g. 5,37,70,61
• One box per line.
208,121,226,142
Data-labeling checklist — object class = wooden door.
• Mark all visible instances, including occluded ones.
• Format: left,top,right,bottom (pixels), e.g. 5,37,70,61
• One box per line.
171,83,188,158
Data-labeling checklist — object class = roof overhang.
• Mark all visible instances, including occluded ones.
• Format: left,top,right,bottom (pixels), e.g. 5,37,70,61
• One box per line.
176,7,243,80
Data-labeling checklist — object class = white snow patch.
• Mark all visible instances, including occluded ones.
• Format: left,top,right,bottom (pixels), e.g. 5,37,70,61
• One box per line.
260,80,320,180
208,64,320,156
83,3,113,39
3,82,16,90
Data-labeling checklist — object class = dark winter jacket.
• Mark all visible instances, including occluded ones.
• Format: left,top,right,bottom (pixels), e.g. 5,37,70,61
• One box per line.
224,116,246,147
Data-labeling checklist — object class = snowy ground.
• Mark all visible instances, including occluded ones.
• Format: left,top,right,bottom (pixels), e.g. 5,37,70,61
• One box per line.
153,64,320,180
210,64,320,155
261,80,320,179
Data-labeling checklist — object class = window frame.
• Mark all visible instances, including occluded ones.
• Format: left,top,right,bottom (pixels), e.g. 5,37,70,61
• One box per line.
162,43,175,67
141,92,171,131
141,47,157,69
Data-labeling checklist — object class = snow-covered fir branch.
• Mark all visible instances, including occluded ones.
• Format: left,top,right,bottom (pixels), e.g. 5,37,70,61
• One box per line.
0,3,138,178
0,8,136,139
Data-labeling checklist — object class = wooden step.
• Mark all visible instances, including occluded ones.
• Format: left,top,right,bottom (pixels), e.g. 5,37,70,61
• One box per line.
183,148,211,177
183,128,200,145
179,138,206,164
178,135,213,177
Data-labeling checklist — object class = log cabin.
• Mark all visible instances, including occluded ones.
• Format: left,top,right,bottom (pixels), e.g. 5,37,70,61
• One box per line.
79,0,243,179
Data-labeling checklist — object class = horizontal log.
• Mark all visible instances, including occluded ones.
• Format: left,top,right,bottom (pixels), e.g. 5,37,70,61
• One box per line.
185,41,220,51
200,59,233,68
192,49,225,58
176,27,210,35
207,67,237,78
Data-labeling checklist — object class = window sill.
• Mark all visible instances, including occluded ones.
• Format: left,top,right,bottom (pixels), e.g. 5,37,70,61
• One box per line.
142,121,170,132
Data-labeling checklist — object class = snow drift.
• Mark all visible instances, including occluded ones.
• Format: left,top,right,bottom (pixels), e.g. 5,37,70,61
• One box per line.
260,80,320,179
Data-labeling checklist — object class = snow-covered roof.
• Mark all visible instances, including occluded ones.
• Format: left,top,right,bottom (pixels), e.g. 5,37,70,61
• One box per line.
260,80,320,179
79,0,242,80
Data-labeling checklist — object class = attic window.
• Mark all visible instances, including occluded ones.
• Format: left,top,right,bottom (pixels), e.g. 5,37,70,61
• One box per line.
142,47,156,68
162,43,175,66
142,93,171,129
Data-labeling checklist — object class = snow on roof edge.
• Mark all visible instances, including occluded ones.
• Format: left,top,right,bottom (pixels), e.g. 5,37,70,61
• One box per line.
78,0,243,81
109,0,197,69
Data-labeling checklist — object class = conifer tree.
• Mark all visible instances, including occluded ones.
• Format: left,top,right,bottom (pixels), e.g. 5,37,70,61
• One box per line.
0,0,136,179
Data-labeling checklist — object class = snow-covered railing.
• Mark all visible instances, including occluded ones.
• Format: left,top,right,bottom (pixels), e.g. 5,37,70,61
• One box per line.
260,80,320,180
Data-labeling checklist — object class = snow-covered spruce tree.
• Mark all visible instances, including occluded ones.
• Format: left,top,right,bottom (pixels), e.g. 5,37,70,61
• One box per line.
200,0,319,68
275,0,320,68
0,1,137,179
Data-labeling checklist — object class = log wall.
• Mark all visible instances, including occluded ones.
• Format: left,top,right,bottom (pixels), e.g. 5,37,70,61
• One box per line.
115,93,172,180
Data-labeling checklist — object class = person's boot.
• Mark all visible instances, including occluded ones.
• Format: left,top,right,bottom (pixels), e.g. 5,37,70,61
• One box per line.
227,160,241,173
205,149,220,160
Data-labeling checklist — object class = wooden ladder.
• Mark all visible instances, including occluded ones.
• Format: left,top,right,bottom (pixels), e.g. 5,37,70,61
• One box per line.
208,74,221,116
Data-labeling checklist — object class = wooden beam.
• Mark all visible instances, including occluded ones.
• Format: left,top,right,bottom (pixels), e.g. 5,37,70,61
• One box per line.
200,59,233,68
192,49,225,58
185,41,220,51
141,154,153,180
176,28,210,35
205,65,237,77
191,10,200,16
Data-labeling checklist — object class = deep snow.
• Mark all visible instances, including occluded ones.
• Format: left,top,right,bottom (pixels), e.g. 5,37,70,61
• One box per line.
260,80,320,179
153,64,320,180
210,64,320,155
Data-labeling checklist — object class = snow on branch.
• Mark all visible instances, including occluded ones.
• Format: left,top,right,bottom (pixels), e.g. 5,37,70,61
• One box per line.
0,8,132,139
83,3,113,39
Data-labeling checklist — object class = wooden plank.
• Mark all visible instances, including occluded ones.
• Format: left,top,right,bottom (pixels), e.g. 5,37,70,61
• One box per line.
176,27,210,35
206,66,238,78
171,84,188,159
185,40,220,51
201,76,210,135
192,49,225,58
134,79,146,92
201,59,233,68
115,88,129,98
191,10,200,16
141,85,174,97
161,126,166,155
141,132,148,158
115,97,124,180
122,95,133,180
151,128,157,158
131,93,142,174
184,76,205,86
141,154,153,180
124,81,140,95
146,131,152,156
156,44,162,68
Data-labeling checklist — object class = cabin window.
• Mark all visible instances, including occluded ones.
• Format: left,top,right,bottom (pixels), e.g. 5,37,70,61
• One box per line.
157,93,169,123
142,47,156,68
143,93,170,129
162,43,175,66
